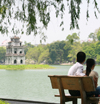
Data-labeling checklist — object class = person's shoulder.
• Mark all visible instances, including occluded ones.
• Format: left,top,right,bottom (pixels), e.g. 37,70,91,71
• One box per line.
90,70,98,74
89,70,99,78
76,62,83,67
69,62,83,70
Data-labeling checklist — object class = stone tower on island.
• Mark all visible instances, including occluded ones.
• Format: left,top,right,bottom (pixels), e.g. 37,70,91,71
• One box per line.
5,36,25,65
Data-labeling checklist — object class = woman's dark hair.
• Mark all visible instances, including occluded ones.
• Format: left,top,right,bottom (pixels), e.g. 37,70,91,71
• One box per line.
86,58,95,76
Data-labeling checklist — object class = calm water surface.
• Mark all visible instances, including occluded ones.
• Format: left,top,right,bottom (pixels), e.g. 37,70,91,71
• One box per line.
0,65,100,103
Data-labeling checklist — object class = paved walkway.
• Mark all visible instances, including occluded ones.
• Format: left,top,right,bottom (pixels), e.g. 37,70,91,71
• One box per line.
5,100,100,104
1,98,100,104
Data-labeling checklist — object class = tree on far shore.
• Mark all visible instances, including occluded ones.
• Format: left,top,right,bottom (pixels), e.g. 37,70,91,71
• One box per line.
0,47,6,63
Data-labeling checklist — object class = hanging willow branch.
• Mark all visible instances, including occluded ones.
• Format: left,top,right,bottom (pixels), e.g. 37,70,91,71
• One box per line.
0,0,100,36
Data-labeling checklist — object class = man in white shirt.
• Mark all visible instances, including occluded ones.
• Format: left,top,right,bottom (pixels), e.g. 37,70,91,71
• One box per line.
68,51,86,76
68,51,86,96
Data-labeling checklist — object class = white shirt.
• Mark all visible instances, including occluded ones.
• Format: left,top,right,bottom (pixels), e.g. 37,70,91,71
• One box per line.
68,62,85,76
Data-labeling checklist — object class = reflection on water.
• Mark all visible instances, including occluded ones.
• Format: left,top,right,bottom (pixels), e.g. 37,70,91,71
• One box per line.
0,65,100,103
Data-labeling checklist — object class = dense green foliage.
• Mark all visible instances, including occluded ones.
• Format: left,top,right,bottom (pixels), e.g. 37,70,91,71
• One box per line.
0,64,53,70
0,100,9,104
0,47,6,63
24,41,35,54
25,28,100,64
0,0,100,39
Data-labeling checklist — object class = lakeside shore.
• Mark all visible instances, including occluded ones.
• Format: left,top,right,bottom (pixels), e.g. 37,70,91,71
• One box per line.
0,64,54,70
60,62,73,65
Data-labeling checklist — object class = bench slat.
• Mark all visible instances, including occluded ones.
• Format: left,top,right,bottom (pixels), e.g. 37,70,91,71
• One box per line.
55,94,81,98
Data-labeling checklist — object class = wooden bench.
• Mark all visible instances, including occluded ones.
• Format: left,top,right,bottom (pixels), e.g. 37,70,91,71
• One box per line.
48,75,100,104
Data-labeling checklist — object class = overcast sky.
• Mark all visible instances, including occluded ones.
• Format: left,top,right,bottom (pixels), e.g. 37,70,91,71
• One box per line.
0,0,100,45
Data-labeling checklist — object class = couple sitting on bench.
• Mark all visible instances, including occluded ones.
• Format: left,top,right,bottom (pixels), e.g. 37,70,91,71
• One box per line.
68,51,100,97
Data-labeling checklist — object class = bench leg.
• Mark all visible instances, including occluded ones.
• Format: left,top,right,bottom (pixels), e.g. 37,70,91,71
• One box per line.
60,100,65,104
60,97,65,104
73,98,77,104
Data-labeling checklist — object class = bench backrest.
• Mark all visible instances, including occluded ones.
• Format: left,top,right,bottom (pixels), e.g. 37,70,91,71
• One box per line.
48,75,95,92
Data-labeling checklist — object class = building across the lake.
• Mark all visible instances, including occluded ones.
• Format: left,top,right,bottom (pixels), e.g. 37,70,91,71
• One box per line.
5,36,25,65
0,39,9,47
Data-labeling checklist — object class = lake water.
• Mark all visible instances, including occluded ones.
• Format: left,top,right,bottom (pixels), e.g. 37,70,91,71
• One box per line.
0,65,100,103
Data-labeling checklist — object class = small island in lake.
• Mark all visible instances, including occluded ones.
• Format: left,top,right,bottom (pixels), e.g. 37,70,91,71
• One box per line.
0,36,54,70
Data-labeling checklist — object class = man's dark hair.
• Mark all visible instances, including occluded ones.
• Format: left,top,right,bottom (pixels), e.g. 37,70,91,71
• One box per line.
77,51,86,63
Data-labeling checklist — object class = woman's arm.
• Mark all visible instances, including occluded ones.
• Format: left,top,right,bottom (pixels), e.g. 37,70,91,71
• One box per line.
94,77,98,88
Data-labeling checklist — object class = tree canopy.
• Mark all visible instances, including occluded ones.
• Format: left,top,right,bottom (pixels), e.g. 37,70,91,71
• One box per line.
24,28,100,64
0,0,100,38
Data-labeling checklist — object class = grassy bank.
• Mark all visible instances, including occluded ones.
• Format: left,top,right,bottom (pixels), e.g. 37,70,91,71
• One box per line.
0,64,54,70
0,100,10,104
